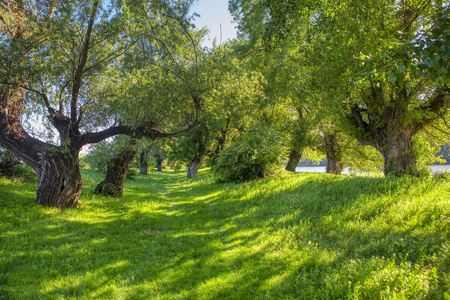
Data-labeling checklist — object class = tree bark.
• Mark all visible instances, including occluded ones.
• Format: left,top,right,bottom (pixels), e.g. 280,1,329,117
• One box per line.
349,103,422,176
36,152,83,208
155,155,164,172
324,134,343,175
0,1,203,208
186,124,209,179
139,161,148,175
95,147,136,197
187,154,204,179
1,88,83,208
372,128,417,176
285,107,306,172
211,118,230,167
285,149,302,172
139,150,149,175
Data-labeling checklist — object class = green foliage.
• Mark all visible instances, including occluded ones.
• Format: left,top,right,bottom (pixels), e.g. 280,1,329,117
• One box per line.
168,123,212,167
245,0,450,176
85,136,134,173
0,147,21,176
0,169,449,298
126,167,139,180
433,171,450,181
213,125,286,182
0,147,37,182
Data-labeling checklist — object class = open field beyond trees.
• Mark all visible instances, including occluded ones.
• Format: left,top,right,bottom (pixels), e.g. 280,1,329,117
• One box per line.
1,169,449,299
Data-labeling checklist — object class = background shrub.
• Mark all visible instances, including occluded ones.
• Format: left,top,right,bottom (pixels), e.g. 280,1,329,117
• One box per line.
213,125,286,182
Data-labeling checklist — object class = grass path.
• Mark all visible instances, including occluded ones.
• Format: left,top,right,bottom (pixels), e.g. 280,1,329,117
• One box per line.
1,169,449,299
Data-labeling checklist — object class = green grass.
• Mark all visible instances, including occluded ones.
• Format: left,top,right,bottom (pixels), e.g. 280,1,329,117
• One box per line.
1,169,449,299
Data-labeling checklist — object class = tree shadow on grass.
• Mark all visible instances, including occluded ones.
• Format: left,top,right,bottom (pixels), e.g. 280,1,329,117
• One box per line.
1,171,448,299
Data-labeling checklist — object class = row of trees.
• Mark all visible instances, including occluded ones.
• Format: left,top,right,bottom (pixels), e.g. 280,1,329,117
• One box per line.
1,0,205,208
1,0,449,208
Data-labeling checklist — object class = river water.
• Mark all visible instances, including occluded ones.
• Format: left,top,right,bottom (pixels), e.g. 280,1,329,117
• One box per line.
295,165,450,174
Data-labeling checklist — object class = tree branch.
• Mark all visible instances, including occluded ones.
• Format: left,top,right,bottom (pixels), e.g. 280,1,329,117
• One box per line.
71,0,98,122
80,119,200,147
413,86,450,131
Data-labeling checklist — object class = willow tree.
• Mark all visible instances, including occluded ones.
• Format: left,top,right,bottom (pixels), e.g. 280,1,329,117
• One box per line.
0,0,200,208
262,0,449,176
230,1,318,172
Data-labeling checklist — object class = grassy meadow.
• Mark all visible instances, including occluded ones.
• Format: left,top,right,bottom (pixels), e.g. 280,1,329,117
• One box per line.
0,168,449,299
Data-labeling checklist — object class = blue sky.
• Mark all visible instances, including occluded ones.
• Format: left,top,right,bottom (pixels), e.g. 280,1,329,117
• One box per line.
192,0,237,47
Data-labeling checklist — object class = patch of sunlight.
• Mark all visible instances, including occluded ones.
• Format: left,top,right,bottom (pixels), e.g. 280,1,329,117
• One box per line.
194,190,224,201
42,260,130,297
91,237,107,245
227,227,260,240
276,212,301,225
44,233,73,241
196,272,244,297
258,272,291,292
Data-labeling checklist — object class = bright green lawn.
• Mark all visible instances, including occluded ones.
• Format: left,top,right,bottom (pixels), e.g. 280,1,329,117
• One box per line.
1,169,449,299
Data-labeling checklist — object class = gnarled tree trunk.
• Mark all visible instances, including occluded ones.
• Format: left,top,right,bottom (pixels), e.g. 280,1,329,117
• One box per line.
1,88,84,208
324,133,343,175
95,147,136,197
347,82,449,177
36,152,83,208
372,128,417,176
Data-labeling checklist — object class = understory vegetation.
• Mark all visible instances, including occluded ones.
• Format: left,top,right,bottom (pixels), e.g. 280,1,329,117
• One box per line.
1,169,449,299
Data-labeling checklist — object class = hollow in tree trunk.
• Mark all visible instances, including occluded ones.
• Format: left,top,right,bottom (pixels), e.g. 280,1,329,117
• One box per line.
324,134,343,175
36,152,84,208
95,148,136,197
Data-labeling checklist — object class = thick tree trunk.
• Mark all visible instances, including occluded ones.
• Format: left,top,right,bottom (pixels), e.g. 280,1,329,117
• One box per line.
36,152,83,208
139,150,148,175
1,88,83,208
95,148,136,197
156,157,163,172
285,149,302,172
324,134,343,175
139,161,148,175
373,130,418,176
187,155,204,179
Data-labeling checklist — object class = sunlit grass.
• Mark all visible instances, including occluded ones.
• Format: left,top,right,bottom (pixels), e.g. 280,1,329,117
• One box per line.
1,169,449,299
